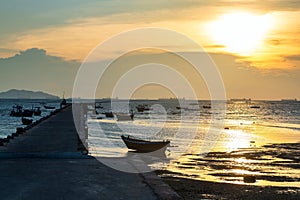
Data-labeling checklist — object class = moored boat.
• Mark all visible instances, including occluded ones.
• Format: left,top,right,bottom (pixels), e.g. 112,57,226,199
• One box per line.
136,104,151,112
33,107,41,116
44,105,55,109
121,135,170,152
22,117,33,125
10,105,23,117
250,105,260,109
105,112,114,118
22,109,33,117
95,102,103,109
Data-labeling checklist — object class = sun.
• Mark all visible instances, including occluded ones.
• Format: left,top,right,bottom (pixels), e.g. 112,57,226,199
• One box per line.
207,12,273,55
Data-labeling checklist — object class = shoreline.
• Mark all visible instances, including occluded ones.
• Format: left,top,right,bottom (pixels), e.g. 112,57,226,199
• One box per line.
159,175,300,200
156,141,300,199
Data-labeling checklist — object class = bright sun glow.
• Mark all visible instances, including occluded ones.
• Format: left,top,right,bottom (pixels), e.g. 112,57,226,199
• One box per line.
208,12,273,55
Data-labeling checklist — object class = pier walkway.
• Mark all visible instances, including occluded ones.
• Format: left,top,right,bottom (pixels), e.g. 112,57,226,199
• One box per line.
0,106,177,200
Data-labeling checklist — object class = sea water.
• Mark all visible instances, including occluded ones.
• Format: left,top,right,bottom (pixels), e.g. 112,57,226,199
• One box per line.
87,99,300,187
0,99,299,187
0,99,61,138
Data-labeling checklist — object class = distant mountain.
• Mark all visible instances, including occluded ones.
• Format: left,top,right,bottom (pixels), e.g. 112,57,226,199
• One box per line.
0,89,59,99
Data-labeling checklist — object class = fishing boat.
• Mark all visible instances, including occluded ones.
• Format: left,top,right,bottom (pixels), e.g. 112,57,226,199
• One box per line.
121,135,170,152
44,105,55,109
33,107,41,116
203,105,211,109
105,112,114,118
136,104,151,112
95,102,103,109
22,109,33,117
250,105,260,109
60,98,67,107
10,105,23,117
22,117,33,125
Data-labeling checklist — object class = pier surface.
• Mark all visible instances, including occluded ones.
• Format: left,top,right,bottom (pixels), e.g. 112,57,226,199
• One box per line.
0,106,177,200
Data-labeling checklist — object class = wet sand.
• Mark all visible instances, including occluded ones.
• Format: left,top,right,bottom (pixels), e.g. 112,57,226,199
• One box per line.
159,175,300,200
157,142,300,199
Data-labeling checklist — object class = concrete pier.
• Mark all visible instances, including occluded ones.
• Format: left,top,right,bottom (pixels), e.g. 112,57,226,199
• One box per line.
0,106,179,200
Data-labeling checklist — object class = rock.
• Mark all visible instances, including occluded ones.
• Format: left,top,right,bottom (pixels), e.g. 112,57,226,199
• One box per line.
243,175,256,183
16,127,24,134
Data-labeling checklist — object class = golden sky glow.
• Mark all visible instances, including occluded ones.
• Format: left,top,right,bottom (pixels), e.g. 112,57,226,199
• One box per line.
0,1,300,99
207,12,274,56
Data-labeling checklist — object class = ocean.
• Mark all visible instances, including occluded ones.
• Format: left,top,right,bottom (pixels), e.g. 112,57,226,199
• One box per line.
1,99,299,187
0,99,61,138
86,99,300,187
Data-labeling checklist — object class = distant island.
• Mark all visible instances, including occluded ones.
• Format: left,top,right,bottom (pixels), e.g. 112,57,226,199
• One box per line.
0,89,59,99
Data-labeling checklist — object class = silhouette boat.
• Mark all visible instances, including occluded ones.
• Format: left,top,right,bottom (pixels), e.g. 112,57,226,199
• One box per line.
203,105,211,109
95,102,103,109
105,112,114,118
33,107,41,116
250,105,260,109
10,105,33,117
22,109,33,117
22,117,33,125
60,98,67,107
136,104,151,112
121,135,170,152
44,105,55,109
10,105,23,117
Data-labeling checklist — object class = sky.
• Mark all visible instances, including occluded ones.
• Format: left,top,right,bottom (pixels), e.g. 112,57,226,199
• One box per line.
0,0,300,99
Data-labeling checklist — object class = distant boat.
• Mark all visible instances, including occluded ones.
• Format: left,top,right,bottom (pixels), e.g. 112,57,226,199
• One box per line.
22,117,33,125
250,105,260,109
176,106,181,109
136,104,151,112
10,105,33,117
33,107,41,116
105,112,114,118
10,105,23,117
95,102,103,109
203,105,211,109
60,98,67,106
22,109,33,117
121,135,170,152
44,105,55,109
60,92,67,107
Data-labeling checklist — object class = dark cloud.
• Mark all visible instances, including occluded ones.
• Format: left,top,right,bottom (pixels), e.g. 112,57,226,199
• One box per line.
0,48,80,96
